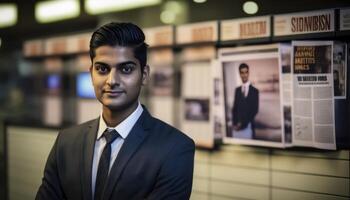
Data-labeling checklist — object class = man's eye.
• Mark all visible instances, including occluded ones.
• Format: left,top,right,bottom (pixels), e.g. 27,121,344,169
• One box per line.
96,65,109,73
120,65,134,74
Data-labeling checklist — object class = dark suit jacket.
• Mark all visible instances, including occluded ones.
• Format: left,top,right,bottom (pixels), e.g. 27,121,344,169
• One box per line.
36,108,195,200
232,85,259,133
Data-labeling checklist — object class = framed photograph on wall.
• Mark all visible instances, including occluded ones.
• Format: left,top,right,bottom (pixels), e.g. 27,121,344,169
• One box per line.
217,44,286,147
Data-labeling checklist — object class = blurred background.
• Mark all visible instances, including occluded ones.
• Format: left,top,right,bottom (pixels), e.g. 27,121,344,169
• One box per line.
1,0,350,200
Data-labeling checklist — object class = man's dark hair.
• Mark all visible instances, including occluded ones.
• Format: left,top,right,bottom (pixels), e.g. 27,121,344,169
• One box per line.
239,63,249,72
89,22,148,71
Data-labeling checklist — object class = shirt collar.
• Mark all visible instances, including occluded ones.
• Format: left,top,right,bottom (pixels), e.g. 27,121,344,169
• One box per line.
97,102,144,140
242,81,251,88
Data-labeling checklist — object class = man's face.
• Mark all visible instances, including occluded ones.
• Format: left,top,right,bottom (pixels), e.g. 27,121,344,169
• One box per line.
90,45,149,111
239,67,249,83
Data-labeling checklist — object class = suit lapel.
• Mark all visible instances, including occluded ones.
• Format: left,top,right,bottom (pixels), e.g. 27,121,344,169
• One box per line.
81,118,99,200
103,109,154,200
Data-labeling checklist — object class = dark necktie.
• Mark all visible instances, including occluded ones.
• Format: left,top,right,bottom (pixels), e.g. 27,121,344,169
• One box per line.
95,129,120,200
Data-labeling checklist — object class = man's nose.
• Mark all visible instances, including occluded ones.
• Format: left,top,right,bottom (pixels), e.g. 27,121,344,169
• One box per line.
106,68,120,86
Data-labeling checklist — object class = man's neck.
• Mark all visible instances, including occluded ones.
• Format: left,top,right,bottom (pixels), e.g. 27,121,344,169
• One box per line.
242,81,250,86
102,103,139,127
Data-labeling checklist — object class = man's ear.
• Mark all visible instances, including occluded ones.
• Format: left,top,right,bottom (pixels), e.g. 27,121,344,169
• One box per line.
89,65,93,80
142,65,150,85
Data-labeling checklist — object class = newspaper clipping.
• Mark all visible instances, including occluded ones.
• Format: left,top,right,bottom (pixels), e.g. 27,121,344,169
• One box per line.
333,42,347,99
279,44,293,145
292,41,336,149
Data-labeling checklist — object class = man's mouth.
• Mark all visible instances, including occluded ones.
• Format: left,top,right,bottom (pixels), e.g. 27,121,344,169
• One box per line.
104,90,125,97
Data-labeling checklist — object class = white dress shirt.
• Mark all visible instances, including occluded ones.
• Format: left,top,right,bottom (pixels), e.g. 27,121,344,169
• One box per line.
91,103,143,197
242,81,251,97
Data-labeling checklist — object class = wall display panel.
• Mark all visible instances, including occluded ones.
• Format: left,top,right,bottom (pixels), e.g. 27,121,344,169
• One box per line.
176,21,218,45
23,40,44,57
339,8,350,31
219,41,347,149
148,49,175,96
42,73,63,96
144,26,176,126
44,36,68,56
65,33,91,54
6,126,58,200
150,66,174,96
43,95,63,126
149,97,176,126
44,33,91,56
181,61,213,148
75,54,91,72
147,48,176,126
220,15,271,41
179,46,217,148
215,42,347,149
46,74,61,92
77,99,100,124
43,57,63,73
273,9,335,37
144,26,174,47
76,72,95,99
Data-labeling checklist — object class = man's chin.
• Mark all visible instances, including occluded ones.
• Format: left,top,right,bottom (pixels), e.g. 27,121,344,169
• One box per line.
103,101,138,112
104,103,126,112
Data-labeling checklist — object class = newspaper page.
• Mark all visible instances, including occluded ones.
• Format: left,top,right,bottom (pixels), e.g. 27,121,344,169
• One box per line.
211,59,226,140
148,49,176,126
279,44,293,146
180,46,216,149
333,42,347,99
181,61,213,148
292,41,336,150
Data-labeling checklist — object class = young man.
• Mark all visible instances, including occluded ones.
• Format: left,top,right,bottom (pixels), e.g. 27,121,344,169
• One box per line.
231,63,259,139
36,22,195,200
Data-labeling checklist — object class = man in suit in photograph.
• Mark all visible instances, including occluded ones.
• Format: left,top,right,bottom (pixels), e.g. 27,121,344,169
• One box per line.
36,22,195,200
232,63,259,139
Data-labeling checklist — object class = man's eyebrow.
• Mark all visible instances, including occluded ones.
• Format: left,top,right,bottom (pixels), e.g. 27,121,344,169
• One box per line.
117,61,137,67
94,61,137,67
94,61,109,67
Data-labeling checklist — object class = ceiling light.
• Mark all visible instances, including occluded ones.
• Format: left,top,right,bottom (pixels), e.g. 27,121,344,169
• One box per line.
35,0,80,23
160,1,187,25
243,1,258,15
85,0,161,15
0,4,17,28
193,0,207,3
160,10,176,24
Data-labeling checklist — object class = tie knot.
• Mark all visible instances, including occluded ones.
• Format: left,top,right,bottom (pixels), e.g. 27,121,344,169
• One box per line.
103,129,120,144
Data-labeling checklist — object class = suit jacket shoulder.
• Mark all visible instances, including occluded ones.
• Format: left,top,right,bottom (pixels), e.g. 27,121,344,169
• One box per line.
130,113,195,200
56,118,98,143
235,86,242,92
149,117,195,151
60,118,98,136
249,85,259,93
136,110,194,158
